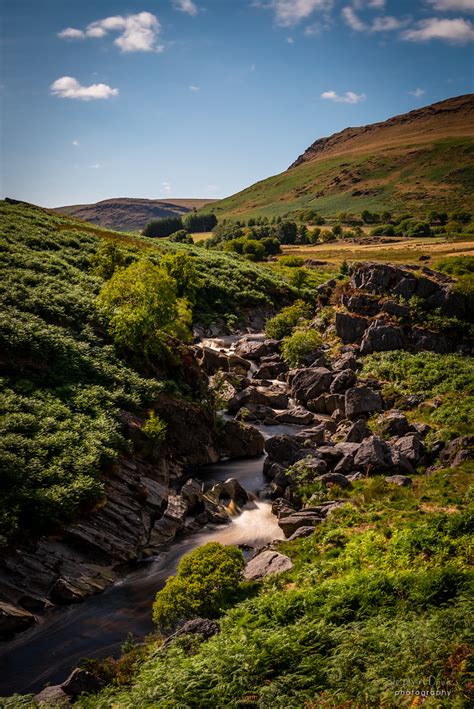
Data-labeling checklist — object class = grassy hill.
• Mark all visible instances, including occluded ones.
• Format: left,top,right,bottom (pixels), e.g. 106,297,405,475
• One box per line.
53,197,218,232
210,94,474,220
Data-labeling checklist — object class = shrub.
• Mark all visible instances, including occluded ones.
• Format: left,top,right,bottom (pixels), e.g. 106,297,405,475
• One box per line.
142,411,167,443
143,217,184,238
96,260,192,357
279,255,305,268
265,300,312,339
281,327,322,367
152,543,245,633
168,230,193,244
435,255,474,277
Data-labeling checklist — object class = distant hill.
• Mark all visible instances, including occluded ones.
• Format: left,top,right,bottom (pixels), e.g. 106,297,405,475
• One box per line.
54,197,218,232
210,94,474,219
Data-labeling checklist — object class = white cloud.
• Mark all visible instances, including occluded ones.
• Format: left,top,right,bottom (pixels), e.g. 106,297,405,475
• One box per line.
321,90,366,103
58,27,85,40
402,17,474,42
72,139,80,146
59,12,162,53
427,1,474,12
409,88,426,97
286,35,295,42
173,0,199,16
50,76,119,101
189,85,200,91
371,15,404,31
266,0,333,27
342,6,367,31
90,163,101,169
353,0,386,7
161,181,172,194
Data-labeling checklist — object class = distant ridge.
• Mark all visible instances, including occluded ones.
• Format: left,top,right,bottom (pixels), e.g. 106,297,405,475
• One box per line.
54,197,218,232
210,94,474,219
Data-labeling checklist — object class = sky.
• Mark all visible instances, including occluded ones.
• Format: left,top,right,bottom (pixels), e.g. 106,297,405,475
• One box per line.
1,0,473,207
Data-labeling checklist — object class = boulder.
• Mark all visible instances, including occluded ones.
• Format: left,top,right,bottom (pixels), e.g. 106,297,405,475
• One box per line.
377,411,412,438
330,369,357,393
332,352,358,372
353,436,393,473
316,472,352,489
162,618,220,650
208,478,250,507
360,319,406,355
278,502,344,537
292,424,328,444
275,407,315,425
228,354,252,374
0,601,36,638
244,551,293,580
265,435,301,465
254,361,287,379
286,526,317,541
345,386,383,419
391,433,425,464
333,442,361,474
335,312,369,344
344,419,371,443
291,368,334,404
34,686,70,707
308,393,345,416
235,339,279,360
411,328,452,354
60,668,103,698
381,300,410,319
385,475,412,487
440,436,474,467
227,386,289,414
235,404,276,423
198,346,230,375
290,455,328,477
218,420,265,458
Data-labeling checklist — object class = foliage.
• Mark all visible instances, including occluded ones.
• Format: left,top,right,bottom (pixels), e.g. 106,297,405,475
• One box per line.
435,255,474,277
143,217,184,238
183,212,217,233
168,230,193,244
281,327,322,367
152,543,245,633
265,300,312,339
278,255,305,268
96,260,192,357
142,411,167,443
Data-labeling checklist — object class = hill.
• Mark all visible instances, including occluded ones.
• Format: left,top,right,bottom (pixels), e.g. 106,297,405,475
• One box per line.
53,197,218,232
210,94,474,220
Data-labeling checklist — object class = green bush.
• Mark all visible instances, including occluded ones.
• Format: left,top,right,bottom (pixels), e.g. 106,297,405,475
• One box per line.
279,255,305,268
142,411,167,443
152,543,245,633
281,327,322,367
168,230,193,244
435,255,474,277
265,300,312,339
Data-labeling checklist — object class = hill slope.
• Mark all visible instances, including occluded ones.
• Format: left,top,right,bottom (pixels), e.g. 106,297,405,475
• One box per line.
211,94,474,220
54,197,218,232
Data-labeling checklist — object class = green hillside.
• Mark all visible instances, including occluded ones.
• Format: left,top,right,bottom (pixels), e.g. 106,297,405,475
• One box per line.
209,95,474,220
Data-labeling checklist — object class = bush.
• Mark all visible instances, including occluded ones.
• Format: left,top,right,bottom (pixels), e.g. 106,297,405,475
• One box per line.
153,543,245,633
435,255,474,277
265,300,312,339
168,230,193,244
143,217,184,238
281,327,322,367
279,255,305,268
96,260,192,357
142,411,167,443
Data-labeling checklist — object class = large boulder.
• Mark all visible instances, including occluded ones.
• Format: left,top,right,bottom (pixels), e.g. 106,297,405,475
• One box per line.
291,368,334,404
345,386,383,419
332,352,358,372
275,407,315,425
162,618,220,650
254,361,287,379
197,346,230,375
391,433,425,464
235,339,279,360
278,502,344,537
227,386,289,414
34,686,70,707
265,435,301,465
353,435,393,473
335,312,369,344
60,668,103,699
244,551,293,580
344,419,371,443
410,328,452,354
360,319,406,355
0,601,36,638
218,420,265,458
440,436,474,467
377,411,412,438
330,368,357,393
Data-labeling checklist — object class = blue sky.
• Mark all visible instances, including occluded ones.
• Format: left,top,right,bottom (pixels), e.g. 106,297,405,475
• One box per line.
1,0,473,206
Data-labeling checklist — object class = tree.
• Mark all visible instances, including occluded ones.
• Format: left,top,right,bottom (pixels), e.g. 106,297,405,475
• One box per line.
184,213,218,233
332,224,343,237
160,252,200,302
243,239,265,261
168,230,193,244
91,241,128,280
276,220,298,245
96,260,191,356
408,221,432,237
153,543,245,633
143,217,184,238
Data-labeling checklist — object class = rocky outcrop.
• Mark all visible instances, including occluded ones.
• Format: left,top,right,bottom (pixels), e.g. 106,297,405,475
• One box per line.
218,420,265,458
161,618,220,651
244,551,293,580
291,368,334,404
345,386,383,419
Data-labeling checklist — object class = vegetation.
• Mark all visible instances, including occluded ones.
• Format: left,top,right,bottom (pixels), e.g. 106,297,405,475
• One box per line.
265,300,312,339
143,217,184,238
183,212,217,233
281,327,322,367
152,543,245,633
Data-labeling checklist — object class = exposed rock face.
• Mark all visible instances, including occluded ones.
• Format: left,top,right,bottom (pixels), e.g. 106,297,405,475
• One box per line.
0,601,36,638
161,618,220,650
218,420,265,458
345,386,383,419
278,502,344,537
244,551,293,580
227,386,289,414
335,312,369,344
360,320,406,355
291,368,334,404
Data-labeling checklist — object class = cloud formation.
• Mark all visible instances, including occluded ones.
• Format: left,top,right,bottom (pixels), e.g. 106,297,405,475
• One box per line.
342,6,403,32
402,17,474,42
427,0,474,11
50,77,119,101
321,89,366,103
173,0,199,16
189,85,200,91
266,0,333,27
58,12,162,53
409,88,426,97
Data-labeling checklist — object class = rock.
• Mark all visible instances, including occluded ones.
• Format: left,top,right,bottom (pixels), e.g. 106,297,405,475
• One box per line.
264,435,301,464
330,369,357,393
345,386,383,419
440,436,474,467
315,445,343,464
377,411,412,438
278,502,344,537
244,551,293,580
335,312,369,344
316,472,352,489
275,407,315,425
332,352,358,372
286,526,317,541
228,354,252,374
360,319,406,355
34,686,70,706
0,601,36,638
291,368,334,404
347,472,365,482
254,361,287,379
208,478,250,507
381,300,410,319
290,455,328,477
162,618,220,650
218,420,265,458
411,328,452,354
180,478,204,510
227,386,289,414
411,422,432,438
235,404,277,423
385,475,412,487
333,442,361,474
197,346,230,375
235,339,279,360
353,436,393,473
342,293,380,316
60,668,103,698
308,393,345,416
292,424,328,445
344,419,371,443
392,434,425,464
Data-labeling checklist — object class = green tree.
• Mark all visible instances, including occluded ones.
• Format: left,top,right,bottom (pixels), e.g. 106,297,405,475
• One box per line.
91,241,128,280
168,230,193,244
143,217,184,238
184,213,218,233
153,543,245,633
281,328,322,367
161,252,200,302
96,260,191,357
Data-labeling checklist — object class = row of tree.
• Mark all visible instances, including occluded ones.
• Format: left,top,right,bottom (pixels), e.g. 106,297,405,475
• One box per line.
143,212,218,238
